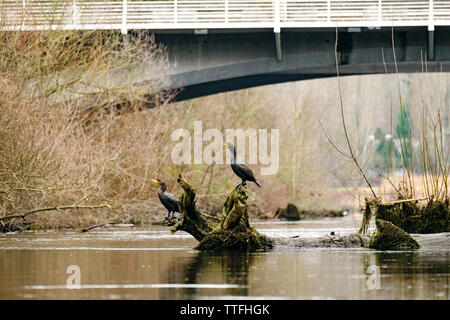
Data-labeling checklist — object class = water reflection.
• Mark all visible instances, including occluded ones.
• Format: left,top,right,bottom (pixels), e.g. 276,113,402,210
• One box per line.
370,251,450,299
159,249,449,300
0,224,448,300
161,251,255,299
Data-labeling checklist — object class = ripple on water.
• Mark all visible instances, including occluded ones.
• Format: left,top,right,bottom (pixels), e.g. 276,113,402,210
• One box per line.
1,219,449,300
0,247,191,251
24,284,248,290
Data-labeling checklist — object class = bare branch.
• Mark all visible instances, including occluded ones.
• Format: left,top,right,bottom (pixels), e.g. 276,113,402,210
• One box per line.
0,203,110,222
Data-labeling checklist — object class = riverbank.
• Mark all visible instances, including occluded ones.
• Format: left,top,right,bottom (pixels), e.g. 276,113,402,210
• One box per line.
0,194,354,232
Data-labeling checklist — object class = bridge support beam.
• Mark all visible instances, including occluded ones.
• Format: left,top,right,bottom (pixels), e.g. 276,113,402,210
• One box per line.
428,30,435,61
274,32,282,62
121,0,128,34
155,28,450,100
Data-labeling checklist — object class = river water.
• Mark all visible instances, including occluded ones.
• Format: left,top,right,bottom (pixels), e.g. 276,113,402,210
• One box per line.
0,216,448,299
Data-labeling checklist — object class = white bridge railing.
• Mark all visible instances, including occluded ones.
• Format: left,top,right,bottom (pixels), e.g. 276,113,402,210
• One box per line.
0,0,448,32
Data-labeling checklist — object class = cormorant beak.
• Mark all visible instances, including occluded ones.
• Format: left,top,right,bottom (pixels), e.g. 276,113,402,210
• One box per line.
151,179,160,185
223,143,229,146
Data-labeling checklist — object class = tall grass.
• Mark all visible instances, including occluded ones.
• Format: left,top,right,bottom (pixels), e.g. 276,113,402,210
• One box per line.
382,36,449,204
326,29,449,233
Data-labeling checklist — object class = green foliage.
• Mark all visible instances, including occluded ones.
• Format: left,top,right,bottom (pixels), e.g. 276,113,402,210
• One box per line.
394,104,412,168
196,226,272,251
394,105,411,141
374,127,384,140
372,105,412,174
373,128,399,173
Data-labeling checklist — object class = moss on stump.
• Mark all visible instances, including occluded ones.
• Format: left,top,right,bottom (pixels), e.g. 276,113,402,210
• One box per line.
170,174,272,252
366,219,421,250
376,198,449,234
196,226,272,251
360,198,450,235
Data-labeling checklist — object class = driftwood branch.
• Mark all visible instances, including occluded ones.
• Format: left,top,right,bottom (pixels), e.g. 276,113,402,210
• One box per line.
0,203,110,222
380,197,428,206
77,221,119,233
170,173,216,241
170,173,272,251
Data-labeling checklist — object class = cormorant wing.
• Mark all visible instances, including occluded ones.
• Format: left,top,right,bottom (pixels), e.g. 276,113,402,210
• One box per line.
236,163,256,180
158,191,179,212
164,192,179,205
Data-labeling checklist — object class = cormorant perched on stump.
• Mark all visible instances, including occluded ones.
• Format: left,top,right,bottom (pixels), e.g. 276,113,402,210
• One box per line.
152,179,180,220
224,143,262,188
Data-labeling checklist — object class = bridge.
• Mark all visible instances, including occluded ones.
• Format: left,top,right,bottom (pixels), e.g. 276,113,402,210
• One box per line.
1,1,450,99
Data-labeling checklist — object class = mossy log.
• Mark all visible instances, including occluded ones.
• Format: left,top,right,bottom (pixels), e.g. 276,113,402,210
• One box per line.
359,198,450,234
376,198,449,233
366,219,421,250
170,173,272,251
170,173,216,242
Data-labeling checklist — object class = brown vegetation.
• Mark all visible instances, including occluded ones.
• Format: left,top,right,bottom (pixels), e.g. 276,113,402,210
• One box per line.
1,27,449,233
326,30,449,235
0,30,174,231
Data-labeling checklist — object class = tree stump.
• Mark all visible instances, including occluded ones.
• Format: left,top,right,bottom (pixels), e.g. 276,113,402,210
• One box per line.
366,219,421,250
170,173,272,251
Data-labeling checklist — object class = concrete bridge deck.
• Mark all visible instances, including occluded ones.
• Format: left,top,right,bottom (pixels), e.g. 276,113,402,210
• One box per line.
1,1,449,99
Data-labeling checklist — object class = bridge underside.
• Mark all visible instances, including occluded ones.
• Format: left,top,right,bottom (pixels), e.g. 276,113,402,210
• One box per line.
171,61,450,101
151,27,450,101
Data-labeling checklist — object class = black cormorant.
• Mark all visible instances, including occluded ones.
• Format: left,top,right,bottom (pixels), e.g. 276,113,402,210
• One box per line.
223,143,262,188
152,179,180,219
